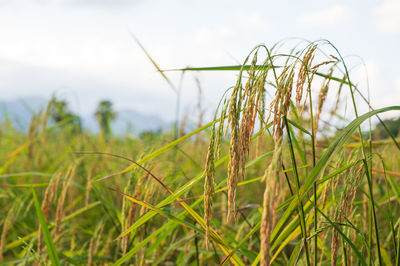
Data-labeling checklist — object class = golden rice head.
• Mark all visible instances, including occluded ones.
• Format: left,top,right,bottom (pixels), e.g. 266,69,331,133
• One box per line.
296,45,317,105
260,137,283,266
203,127,216,249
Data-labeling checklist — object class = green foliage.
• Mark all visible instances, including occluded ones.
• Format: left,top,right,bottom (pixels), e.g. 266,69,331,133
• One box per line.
49,96,81,133
95,100,116,142
31,188,60,266
375,116,400,139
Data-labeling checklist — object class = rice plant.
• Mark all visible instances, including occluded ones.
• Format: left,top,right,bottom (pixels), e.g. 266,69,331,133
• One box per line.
0,39,399,265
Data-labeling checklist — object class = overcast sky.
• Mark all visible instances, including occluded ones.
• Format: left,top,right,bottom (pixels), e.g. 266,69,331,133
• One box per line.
0,0,399,122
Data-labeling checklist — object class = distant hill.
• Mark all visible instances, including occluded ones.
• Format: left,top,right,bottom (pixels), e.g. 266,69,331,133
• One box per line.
0,96,167,134
0,97,47,131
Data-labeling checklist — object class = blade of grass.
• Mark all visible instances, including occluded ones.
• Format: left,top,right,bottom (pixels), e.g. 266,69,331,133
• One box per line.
284,115,311,266
314,203,367,266
31,188,60,266
128,32,177,93
220,221,261,265
362,159,382,265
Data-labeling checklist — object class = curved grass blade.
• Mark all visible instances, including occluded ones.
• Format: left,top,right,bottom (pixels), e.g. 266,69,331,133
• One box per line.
95,118,219,181
31,188,60,266
108,187,209,234
220,221,261,265
164,65,350,87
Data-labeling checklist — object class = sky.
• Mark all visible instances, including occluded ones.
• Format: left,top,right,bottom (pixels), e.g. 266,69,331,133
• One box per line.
0,0,399,122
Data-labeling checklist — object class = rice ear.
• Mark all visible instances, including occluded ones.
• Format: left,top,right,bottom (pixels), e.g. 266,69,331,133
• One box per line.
204,124,216,248
260,137,283,266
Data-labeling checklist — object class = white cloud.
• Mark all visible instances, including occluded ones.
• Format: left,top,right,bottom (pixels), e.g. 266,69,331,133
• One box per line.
194,26,234,46
0,0,141,8
241,12,269,33
374,0,400,33
352,60,400,113
299,5,351,27
396,77,400,90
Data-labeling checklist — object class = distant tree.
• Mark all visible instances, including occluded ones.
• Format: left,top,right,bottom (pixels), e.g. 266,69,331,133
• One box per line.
95,100,116,142
374,117,400,139
49,97,81,132
50,98,69,123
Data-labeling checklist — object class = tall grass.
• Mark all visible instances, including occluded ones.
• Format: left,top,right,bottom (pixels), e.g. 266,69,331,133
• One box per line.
0,40,399,265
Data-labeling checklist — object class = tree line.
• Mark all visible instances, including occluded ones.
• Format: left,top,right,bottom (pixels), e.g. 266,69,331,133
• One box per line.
49,97,116,142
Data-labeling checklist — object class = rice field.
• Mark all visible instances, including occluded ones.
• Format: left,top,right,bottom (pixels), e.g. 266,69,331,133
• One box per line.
1,40,400,265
